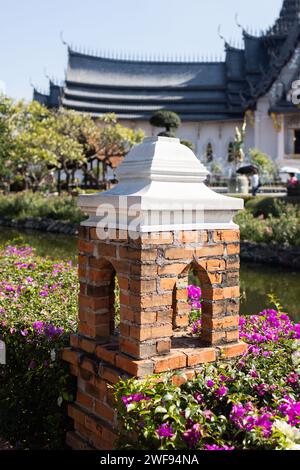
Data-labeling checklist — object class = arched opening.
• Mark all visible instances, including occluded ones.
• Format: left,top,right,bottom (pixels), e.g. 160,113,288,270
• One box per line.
206,142,214,162
87,257,120,338
172,261,213,344
227,141,235,162
109,272,120,336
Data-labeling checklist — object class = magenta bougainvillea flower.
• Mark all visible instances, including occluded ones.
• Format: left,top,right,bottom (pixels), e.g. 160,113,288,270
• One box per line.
183,423,203,448
215,386,228,397
121,393,150,407
187,285,202,310
206,380,215,388
204,444,234,451
156,423,174,438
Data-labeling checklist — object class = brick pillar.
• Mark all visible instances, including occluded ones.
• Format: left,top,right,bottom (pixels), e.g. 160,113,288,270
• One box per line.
63,136,246,449
63,227,247,450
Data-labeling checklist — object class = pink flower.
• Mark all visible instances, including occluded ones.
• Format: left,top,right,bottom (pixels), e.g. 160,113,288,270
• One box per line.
215,386,228,397
121,393,150,406
157,423,174,438
194,392,204,404
39,291,49,297
287,373,299,386
5,285,14,293
206,380,215,388
203,410,213,421
204,444,234,451
183,423,202,448
33,321,44,333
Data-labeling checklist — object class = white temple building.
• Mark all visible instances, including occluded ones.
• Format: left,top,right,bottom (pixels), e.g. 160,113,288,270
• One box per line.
34,0,300,174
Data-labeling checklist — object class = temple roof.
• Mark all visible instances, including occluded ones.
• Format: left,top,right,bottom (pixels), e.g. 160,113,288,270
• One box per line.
268,0,300,35
33,0,300,121
65,51,227,88
33,81,61,109
59,50,242,121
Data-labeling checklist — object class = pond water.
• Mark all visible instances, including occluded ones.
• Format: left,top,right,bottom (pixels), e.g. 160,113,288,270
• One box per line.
0,227,299,322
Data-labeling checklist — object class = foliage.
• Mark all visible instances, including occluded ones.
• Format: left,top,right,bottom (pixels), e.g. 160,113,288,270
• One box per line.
0,191,85,224
150,110,181,137
115,306,300,450
249,148,276,176
249,148,276,178
210,163,223,175
98,113,144,156
96,114,144,182
0,243,299,451
0,98,144,192
47,108,99,190
0,95,14,182
244,197,289,218
180,140,195,152
0,99,86,191
0,245,78,448
235,204,300,246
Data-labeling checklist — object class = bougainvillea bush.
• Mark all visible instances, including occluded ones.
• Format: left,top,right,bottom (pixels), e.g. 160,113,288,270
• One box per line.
0,245,78,449
1,246,300,451
115,290,300,451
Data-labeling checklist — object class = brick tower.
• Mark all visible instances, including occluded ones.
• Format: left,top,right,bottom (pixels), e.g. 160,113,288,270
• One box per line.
63,136,246,450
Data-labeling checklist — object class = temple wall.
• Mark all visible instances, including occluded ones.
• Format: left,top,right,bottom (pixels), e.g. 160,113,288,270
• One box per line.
122,119,243,173
254,97,278,160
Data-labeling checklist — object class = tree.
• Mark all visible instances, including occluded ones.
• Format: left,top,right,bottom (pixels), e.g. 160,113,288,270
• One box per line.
95,114,144,184
149,110,181,137
3,100,56,190
0,96,15,187
48,109,100,192
0,99,145,193
249,148,276,178
8,101,87,192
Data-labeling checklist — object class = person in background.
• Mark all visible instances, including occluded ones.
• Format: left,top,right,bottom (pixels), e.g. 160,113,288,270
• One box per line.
287,173,298,187
250,169,260,196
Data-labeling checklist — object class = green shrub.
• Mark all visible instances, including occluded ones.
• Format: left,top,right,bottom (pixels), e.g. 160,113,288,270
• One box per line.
0,245,78,448
245,197,287,218
249,148,276,177
115,309,300,450
235,211,270,244
149,110,181,137
235,202,300,246
0,192,85,224
180,140,195,152
268,206,300,247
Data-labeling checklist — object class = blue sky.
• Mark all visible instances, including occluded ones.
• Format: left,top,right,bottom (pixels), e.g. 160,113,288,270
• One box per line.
0,0,283,100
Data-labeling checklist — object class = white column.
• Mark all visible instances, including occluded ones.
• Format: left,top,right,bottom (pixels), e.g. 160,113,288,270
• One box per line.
254,109,261,149
277,115,285,162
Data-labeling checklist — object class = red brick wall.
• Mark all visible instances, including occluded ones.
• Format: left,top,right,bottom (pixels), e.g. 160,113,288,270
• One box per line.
63,227,247,449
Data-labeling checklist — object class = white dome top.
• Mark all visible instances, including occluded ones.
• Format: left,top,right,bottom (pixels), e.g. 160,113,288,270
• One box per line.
116,137,209,183
78,137,243,232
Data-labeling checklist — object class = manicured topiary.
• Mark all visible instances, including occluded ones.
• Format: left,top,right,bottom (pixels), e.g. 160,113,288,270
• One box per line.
150,110,181,137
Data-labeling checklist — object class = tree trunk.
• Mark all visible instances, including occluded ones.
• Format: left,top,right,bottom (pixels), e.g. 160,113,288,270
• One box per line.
57,169,61,195
65,171,70,194
96,159,100,188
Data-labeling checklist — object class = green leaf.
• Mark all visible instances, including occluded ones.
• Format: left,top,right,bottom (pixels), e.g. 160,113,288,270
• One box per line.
154,406,167,414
